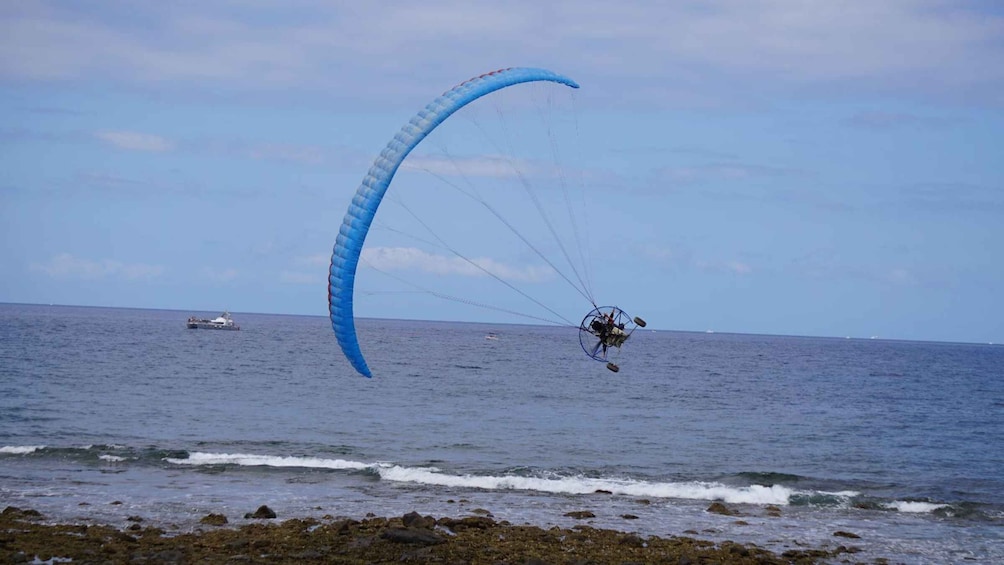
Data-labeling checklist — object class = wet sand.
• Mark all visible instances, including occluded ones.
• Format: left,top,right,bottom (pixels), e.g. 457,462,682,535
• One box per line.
1,506,865,564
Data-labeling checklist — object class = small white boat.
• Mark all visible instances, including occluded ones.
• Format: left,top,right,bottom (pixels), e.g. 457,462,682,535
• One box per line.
485,332,498,340
186,311,240,331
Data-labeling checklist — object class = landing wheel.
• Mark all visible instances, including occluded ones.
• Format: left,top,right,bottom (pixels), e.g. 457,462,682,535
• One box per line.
633,316,646,328
606,362,620,373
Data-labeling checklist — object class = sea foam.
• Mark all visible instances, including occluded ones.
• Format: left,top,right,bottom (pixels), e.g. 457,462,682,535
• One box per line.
885,500,949,513
0,445,45,454
164,451,370,470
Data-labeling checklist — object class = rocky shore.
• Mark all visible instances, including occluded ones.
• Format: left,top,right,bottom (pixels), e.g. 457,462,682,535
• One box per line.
2,505,865,564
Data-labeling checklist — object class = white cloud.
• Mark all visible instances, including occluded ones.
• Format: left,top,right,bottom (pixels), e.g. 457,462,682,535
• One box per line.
403,154,556,180
280,270,316,284
30,253,164,280
95,130,174,152
697,259,753,276
295,254,330,267
202,266,239,282
2,2,1000,105
361,246,553,283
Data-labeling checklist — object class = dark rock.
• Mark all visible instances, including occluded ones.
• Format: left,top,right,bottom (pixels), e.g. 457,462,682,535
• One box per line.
244,505,276,519
113,531,138,543
619,533,646,547
594,489,613,494
706,502,739,516
153,549,185,563
470,508,493,516
765,505,783,517
402,511,435,529
621,514,639,520
127,515,143,522
564,511,595,519
128,523,142,531
201,513,229,526
110,500,123,505
834,530,861,539
438,516,496,531
1,507,43,520
725,542,750,556
380,527,445,545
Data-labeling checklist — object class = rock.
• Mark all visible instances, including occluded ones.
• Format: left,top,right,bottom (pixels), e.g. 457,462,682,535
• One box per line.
438,516,496,531
127,515,143,522
244,505,276,519
380,527,446,545
564,510,595,519
621,514,639,520
153,549,185,563
200,513,229,526
594,489,613,494
619,533,646,547
470,508,493,516
833,530,861,539
765,505,783,517
706,502,739,516
1,507,43,520
402,511,435,529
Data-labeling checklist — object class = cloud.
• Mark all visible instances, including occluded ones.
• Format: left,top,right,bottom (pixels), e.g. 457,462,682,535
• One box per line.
893,181,1004,213
295,254,329,267
30,253,164,280
844,111,960,130
697,259,753,276
95,130,174,152
403,154,546,179
280,270,316,284
660,162,807,185
361,246,554,283
202,266,239,282
2,2,1001,106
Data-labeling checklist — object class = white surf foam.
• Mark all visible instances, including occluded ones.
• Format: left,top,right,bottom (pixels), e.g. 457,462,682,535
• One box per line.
885,500,948,513
0,445,45,454
161,451,859,507
376,465,796,505
98,454,127,462
164,451,371,470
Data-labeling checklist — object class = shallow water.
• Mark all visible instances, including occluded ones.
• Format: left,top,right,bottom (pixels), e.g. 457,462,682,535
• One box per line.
2,303,1002,563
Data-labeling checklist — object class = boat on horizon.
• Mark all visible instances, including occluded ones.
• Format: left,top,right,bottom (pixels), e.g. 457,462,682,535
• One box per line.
186,311,240,331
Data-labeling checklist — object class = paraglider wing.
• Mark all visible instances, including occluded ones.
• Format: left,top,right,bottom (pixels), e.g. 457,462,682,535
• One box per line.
329,67,580,377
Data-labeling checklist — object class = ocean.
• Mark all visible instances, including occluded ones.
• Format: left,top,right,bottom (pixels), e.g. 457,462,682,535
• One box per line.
1,303,1001,564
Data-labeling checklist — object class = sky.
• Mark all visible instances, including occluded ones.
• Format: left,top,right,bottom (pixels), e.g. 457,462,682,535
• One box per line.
2,0,1003,344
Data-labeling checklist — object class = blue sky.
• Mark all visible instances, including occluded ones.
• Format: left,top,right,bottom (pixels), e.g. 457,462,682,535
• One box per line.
2,1,1002,343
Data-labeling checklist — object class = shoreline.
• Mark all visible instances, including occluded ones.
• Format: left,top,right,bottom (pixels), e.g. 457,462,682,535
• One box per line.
2,506,861,564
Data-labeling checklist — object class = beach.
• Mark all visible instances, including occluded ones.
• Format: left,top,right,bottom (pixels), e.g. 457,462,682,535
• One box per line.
2,505,855,564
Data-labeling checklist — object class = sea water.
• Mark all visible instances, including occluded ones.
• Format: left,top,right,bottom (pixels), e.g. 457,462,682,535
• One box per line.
1,303,1002,564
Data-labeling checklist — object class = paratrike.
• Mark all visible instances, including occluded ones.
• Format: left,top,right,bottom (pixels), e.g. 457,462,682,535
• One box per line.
328,67,647,377
578,306,646,373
